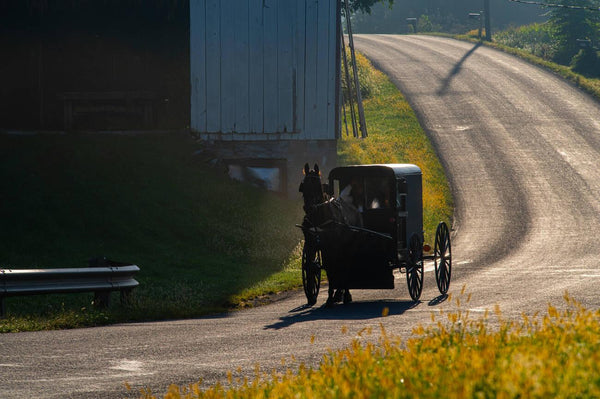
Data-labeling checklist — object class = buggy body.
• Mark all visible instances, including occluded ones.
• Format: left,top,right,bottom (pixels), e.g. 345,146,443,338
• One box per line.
298,163,451,304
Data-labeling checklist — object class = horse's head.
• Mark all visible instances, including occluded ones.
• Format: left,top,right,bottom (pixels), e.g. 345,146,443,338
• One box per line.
299,163,325,213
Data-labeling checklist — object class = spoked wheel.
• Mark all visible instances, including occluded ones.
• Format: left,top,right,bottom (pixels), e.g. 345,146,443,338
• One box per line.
434,221,452,295
406,233,424,301
302,242,322,306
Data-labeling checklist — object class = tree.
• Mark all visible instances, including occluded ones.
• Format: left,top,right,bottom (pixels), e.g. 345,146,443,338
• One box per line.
346,0,394,14
545,0,600,64
350,0,546,34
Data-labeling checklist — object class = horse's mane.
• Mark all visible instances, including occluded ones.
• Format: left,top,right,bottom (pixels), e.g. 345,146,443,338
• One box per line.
299,163,362,228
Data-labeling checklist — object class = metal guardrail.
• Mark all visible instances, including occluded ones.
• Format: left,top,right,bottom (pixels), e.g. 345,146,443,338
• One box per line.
0,258,140,317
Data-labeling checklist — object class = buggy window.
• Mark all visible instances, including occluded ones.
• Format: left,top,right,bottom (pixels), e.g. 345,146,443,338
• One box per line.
366,178,392,209
337,177,366,212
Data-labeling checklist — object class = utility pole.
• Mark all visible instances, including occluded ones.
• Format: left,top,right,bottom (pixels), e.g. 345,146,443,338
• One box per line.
484,0,491,41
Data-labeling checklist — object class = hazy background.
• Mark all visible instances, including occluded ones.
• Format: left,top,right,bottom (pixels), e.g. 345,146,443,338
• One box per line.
351,0,547,33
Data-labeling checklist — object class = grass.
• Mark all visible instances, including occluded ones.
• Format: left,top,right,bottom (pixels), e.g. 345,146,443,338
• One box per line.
0,133,305,331
0,52,452,332
136,38,600,399
339,51,453,244
140,293,600,398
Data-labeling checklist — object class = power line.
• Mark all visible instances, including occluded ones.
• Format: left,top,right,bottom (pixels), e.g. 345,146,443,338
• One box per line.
508,0,600,11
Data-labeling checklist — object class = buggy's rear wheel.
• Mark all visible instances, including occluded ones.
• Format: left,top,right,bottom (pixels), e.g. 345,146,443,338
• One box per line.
302,242,322,306
434,221,452,295
406,233,424,301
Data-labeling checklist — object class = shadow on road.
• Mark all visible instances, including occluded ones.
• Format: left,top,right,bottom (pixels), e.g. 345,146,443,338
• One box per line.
437,42,481,96
428,294,448,306
264,299,418,330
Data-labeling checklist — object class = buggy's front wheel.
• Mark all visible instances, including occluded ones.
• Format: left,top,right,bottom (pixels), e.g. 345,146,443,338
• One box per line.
406,233,424,301
302,242,322,306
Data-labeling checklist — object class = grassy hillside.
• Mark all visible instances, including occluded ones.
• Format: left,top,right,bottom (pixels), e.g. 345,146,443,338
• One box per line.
0,52,452,332
0,133,304,331
136,48,600,399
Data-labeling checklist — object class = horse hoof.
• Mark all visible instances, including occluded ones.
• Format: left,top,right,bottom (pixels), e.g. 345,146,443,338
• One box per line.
343,291,352,304
333,289,344,303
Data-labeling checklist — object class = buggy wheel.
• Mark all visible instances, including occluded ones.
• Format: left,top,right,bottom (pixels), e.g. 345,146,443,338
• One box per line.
434,222,452,295
406,233,424,301
302,242,322,306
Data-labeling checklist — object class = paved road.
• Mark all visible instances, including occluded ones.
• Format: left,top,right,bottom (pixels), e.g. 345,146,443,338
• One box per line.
354,35,600,314
3,35,600,397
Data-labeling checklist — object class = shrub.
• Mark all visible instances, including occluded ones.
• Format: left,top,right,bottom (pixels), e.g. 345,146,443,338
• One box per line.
417,15,442,33
341,48,380,102
466,28,486,39
571,48,600,77
494,23,559,60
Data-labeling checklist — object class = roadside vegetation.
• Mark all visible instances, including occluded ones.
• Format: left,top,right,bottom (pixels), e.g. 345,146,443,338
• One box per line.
141,294,600,398
0,51,451,332
449,28,600,102
457,0,600,100
339,51,452,244
0,133,304,332
141,3,598,395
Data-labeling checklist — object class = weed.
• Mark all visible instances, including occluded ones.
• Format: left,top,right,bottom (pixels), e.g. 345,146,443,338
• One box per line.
141,295,600,398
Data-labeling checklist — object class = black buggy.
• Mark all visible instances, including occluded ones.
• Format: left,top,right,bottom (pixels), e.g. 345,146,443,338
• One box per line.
298,163,451,306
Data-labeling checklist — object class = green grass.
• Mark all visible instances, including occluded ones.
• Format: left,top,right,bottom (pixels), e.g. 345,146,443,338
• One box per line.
0,133,304,331
0,54,452,332
339,51,453,244
141,294,600,398
137,39,600,399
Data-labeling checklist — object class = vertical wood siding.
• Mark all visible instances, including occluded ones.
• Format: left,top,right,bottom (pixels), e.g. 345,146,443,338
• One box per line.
190,0,339,140
190,0,206,132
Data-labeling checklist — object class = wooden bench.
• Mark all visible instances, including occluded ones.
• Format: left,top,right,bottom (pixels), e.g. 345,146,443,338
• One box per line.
60,91,157,130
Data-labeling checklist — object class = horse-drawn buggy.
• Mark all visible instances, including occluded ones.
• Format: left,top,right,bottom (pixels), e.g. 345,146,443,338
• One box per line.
298,163,451,306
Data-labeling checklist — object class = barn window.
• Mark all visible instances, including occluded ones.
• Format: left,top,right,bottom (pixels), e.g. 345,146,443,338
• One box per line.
226,159,287,193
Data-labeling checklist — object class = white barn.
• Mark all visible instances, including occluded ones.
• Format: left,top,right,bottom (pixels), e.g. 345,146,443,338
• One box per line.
190,0,340,195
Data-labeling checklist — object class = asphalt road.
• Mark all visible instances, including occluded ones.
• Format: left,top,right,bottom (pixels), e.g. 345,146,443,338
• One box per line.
3,35,600,398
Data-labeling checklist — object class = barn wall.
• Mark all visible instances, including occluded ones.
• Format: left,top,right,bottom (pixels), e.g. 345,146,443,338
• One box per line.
190,0,339,140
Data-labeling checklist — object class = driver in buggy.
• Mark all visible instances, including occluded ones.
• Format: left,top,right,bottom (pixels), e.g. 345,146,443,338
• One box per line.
338,178,364,227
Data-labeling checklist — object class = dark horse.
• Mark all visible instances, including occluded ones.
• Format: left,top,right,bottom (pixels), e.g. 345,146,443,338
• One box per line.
299,163,358,306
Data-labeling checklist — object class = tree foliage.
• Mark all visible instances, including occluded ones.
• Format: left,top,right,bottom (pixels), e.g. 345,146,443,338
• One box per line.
543,0,600,64
346,0,394,14
350,0,546,34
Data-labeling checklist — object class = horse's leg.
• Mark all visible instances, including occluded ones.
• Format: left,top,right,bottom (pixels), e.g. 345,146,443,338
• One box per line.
333,289,344,303
324,268,336,306
326,286,336,307
343,289,352,304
